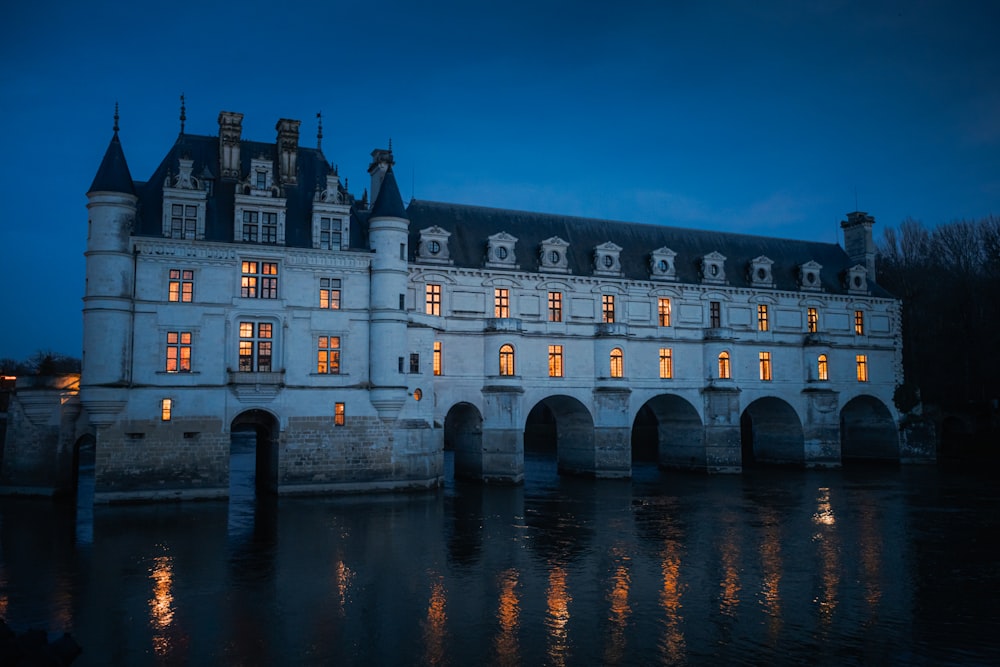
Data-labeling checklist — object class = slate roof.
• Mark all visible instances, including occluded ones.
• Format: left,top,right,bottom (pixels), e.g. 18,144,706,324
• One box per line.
368,166,407,220
406,200,893,298
132,133,356,246
88,132,135,195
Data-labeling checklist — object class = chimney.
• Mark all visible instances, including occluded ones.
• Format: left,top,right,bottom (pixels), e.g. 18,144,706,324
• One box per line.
840,211,877,278
276,118,300,184
368,147,394,204
218,111,243,179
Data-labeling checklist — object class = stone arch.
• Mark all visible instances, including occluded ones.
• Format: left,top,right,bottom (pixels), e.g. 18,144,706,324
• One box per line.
524,395,595,476
741,397,805,466
840,395,899,462
631,395,704,469
231,409,280,494
444,402,484,480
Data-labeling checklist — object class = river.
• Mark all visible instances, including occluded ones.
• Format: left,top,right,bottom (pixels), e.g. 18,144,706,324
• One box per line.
1,452,997,666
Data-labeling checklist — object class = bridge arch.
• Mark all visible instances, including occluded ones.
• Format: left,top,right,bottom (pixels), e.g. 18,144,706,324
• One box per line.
444,402,484,480
840,395,899,462
631,394,704,469
524,395,595,476
231,409,279,494
741,397,805,466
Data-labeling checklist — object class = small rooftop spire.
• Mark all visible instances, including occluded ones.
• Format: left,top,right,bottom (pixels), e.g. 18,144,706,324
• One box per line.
180,93,186,134
388,137,392,152
317,111,323,151
113,101,120,135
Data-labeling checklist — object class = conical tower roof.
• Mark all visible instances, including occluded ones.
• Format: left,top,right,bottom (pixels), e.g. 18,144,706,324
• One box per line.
88,130,135,195
368,166,407,220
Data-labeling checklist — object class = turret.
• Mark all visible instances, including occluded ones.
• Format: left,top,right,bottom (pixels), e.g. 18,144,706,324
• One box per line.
841,211,877,279
367,163,409,419
367,146,395,205
83,106,137,389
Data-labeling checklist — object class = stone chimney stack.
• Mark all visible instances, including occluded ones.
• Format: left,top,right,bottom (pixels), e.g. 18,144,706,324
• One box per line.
218,111,243,179
368,147,395,204
841,211,877,278
276,118,300,185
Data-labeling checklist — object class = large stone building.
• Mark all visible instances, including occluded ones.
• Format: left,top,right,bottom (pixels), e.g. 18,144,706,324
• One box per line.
1,109,927,502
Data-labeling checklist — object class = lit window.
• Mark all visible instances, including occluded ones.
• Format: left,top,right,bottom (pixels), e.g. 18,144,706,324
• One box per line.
602,295,616,323
494,288,509,318
499,344,515,376
410,353,420,374
168,269,194,303
241,261,278,299
548,291,562,322
320,278,341,309
610,347,624,378
317,336,341,374
165,331,192,372
548,345,563,377
818,354,828,381
710,301,721,328
854,310,865,335
856,354,868,382
658,298,671,327
319,217,342,250
334,402,345,426
160,398,172,421
238,322,272,372
426,284,441,316
413,388,422,401
807,307,818,333
433,341,442,376
170,204,197,239
759,351,772,381
718,351,731,379
757,304,769,332
659,348,673,379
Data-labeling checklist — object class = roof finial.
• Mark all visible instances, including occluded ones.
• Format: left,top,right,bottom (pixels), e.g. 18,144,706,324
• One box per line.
113,101,120,134
388,137,392,152
316,111,323,151
180,93,186,134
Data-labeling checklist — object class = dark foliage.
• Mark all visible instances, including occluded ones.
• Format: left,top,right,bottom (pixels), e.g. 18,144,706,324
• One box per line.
877,216,1000,409
0,351,81,376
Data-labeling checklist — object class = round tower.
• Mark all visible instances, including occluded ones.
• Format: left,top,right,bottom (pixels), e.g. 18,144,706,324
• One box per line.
366,153,409,419
83,108,137,391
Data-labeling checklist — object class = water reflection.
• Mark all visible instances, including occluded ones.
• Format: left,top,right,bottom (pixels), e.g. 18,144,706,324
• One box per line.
493,568,520,666
0,462,998,665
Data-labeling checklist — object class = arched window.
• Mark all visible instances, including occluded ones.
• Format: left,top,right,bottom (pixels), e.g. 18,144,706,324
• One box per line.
817,354,828,381
499,344,515,376
610,347,624,378
718,351,731,379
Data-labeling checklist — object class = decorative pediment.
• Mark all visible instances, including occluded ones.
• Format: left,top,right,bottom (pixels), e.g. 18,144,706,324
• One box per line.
486,231,518,269
845,264,868,294
748,255,774,287
650,246,677,280
594,241,623,276
314,171,346,204
418,226,453,264
539,236,570,273
240,156,280,197
799,260,823,291
701,251,726,284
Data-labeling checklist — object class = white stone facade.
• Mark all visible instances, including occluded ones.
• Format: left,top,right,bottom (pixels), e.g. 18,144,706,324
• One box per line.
65,110,911,502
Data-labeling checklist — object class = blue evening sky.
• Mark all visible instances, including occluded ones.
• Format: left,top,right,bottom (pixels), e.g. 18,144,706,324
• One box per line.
1,0,997,361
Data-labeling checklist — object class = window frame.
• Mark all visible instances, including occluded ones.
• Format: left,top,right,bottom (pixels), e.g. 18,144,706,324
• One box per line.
718,351,731,379
320,278,341,309
602,294,616,324
548,344,563,378
817,354,828,381
433,341,442,376
165,331,192,373
548,291,562,322
499,344,515,376
757,304,769,332
854,310,865,335
238,321,273,372
807,307,818,333
334,402,345,426
658,298,671,327
659,347,673,379
856,354,868,382
241,261,279,299
317,335,341,375
710,301,721,328
426,284,442,316
168,269,194,303
759,350,772,381
610,347,624,378
494,288,510,318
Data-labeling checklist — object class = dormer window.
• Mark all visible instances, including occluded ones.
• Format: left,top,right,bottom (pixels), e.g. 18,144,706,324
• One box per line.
243,157,277,196
748,256,774,288
650,247,677,280
701,252,726,284
594,242,622,276
170,204,198,239
255,170,267,190
417,226,452,264
162,157,207,240
539,237,570,273
312,171,351,251
799,261,823,291
845,265,868,295
486,232,518,269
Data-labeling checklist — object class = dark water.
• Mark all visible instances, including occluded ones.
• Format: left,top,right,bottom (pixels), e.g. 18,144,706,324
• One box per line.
1,451,999,666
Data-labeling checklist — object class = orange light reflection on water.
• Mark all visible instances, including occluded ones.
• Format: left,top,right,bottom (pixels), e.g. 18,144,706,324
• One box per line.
546,566,572,667
494,568,520,667
604,549,631,665
423,576,448,667
812,487,840,628
148,554,176,657
659,540,686,663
